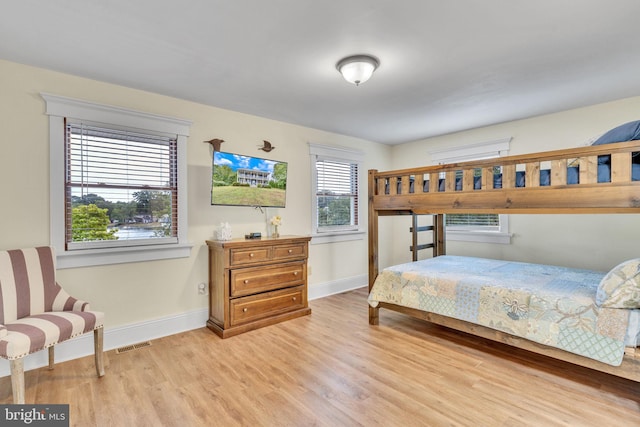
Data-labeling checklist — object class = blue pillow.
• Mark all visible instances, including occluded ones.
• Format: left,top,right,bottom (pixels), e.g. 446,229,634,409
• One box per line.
592,120,640,164
593,120,640,146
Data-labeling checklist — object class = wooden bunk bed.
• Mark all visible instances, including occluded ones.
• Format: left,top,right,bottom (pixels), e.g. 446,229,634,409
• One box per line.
368,139,640,382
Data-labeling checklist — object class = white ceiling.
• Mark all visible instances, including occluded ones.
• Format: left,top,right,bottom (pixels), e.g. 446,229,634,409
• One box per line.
2,1,640,145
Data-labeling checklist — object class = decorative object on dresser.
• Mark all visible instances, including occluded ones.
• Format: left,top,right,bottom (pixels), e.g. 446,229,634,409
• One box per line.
216,222,232,241
270,215,282,238
206,235,311,338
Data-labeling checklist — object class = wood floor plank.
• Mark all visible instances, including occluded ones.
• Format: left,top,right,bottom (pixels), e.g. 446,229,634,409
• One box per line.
1,287,638,426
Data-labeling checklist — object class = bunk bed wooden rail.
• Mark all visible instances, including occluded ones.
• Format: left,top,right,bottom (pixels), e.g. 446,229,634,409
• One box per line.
367,140,640,382
370,140,640,214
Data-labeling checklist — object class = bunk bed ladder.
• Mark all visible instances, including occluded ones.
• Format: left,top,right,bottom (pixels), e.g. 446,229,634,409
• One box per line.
410,213,446,261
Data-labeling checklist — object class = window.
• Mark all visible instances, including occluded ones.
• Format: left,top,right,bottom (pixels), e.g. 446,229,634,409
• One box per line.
446,212,500,229
65,122,178,249
430,138,512,244
309,143,364,243
43,93,192,268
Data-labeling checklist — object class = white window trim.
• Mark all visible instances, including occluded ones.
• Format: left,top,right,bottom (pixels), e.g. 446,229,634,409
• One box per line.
308,142,365,245
430,137,512,245
446,226,511,244
430,138,511,163
42,93,193,268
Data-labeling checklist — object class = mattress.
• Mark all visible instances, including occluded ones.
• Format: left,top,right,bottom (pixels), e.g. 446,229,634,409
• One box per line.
368,256,640,366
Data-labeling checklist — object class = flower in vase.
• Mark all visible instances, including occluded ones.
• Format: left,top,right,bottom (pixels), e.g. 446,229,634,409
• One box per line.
270,215,282,226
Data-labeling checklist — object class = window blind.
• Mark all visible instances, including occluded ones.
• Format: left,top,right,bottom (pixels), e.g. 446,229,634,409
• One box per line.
315,158,358,230
65,121,178,247
446,213,499,227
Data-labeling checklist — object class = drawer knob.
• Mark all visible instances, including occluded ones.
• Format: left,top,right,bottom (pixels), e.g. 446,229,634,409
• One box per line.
292,297,297,301
249,253,254,257
243,308,248,312
244,279,249,284
288,249,293,253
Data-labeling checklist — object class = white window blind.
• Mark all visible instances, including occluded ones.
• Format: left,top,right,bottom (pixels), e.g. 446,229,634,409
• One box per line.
315,158,359,232
65,121,178,249
445,213,500,227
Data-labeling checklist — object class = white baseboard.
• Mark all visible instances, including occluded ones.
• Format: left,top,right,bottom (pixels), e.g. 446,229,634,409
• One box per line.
0,276,368,378
308,274,367,300
0,308,208,378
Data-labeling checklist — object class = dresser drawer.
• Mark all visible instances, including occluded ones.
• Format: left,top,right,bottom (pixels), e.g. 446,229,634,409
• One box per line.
230,247,270,266
272,243,307,261
230,261,304,297
230,286,305,326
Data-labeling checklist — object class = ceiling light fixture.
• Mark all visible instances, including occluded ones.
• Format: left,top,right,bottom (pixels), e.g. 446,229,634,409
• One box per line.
336,54,379,86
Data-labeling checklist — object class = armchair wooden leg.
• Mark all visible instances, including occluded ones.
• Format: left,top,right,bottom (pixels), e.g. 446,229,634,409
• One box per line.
94,327,105,377
10,358,25,404
48,346,55,369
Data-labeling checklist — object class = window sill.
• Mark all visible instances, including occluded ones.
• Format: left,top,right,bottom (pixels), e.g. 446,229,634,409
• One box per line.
311,230,365,245
446,230,511,245
56,242,193,269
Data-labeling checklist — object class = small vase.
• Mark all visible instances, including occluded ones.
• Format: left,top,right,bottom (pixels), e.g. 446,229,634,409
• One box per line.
217,222,232,241
272,225,279,238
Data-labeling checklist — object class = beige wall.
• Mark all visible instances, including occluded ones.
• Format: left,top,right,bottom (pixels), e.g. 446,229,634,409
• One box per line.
4,56,637,331
0,59,392,329
388,97,640,271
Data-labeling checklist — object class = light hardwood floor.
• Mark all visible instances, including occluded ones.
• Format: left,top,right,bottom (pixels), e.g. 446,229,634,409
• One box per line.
1,287,639,426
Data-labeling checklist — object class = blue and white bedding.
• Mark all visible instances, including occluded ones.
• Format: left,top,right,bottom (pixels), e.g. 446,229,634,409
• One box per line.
368,256,640,366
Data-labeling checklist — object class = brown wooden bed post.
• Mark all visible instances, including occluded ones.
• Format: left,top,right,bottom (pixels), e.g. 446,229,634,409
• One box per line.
368,169,379,325
411,214,419,262
434,213,446,256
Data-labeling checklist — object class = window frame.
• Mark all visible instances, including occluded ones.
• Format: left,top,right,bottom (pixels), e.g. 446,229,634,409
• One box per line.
430,138,512,245
309,143,365,244
43,93,192,268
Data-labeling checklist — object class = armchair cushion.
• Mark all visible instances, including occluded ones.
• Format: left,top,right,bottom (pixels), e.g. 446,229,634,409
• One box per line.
0,311,104,360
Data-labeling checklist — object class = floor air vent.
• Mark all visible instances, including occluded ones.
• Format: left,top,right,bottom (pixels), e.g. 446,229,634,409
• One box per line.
115,341,152,354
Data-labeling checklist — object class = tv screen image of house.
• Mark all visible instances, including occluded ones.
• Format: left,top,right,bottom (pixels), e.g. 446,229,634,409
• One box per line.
211,151,287,207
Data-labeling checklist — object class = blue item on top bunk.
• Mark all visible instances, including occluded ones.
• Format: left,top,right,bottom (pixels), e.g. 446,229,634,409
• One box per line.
592,120,640,147
592,120,640,165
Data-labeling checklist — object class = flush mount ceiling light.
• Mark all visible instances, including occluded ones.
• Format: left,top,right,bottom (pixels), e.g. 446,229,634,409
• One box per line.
336,54,380,86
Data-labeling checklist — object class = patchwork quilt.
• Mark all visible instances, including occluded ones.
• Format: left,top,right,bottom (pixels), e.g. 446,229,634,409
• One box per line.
368,256,631,366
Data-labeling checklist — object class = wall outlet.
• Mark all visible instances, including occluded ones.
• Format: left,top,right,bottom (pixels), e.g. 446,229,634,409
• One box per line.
198,282,208,295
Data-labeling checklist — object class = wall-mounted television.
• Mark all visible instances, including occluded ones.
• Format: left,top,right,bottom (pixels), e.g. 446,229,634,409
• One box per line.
211,151,287,208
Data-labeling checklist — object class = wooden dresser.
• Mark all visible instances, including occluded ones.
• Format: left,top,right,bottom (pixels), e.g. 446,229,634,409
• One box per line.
206,235,311,338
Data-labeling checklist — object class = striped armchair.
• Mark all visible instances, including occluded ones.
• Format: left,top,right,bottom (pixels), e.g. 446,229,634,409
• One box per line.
0,247,104,403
